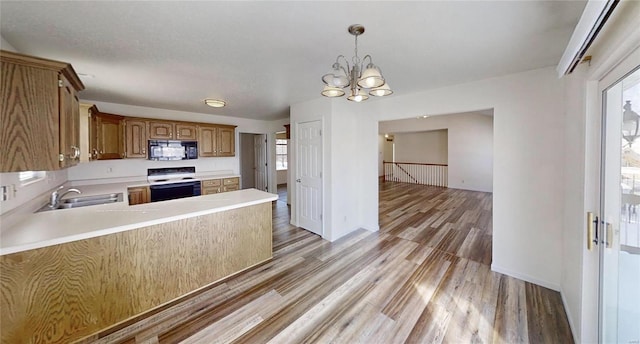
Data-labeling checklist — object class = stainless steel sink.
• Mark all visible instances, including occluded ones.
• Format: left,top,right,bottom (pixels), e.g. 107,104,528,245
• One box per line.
37,193,124,212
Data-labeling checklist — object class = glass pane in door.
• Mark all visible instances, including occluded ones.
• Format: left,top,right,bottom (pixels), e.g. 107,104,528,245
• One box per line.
603,67,640,344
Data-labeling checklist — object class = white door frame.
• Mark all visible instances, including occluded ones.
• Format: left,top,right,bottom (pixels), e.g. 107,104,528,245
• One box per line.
583,45,640,343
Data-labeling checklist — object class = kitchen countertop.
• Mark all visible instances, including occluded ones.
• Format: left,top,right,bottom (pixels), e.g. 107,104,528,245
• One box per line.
0,179,276,256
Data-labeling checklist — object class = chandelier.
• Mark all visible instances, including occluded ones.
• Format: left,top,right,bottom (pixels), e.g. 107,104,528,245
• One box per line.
321,24,392,102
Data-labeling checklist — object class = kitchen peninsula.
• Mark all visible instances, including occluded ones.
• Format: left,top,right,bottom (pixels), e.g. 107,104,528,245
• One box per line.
0,188,277,344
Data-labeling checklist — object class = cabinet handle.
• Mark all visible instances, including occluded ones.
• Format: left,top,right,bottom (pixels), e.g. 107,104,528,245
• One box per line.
71,146,80,159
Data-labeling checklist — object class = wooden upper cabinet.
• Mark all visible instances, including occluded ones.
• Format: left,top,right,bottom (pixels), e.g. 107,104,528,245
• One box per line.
148,121,173,140
90,110,124,160
217,126,235,157
0,50,84,172
198,125,217,157
148,120,197,140
59,75,81,168
175,123,197,140
124,119,148,158
198,125,236,157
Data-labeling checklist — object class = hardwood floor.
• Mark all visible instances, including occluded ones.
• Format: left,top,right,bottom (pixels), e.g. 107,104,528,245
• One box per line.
79,182,573,344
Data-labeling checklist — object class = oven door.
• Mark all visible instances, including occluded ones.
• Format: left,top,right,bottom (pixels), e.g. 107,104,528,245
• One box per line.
149,181,201,202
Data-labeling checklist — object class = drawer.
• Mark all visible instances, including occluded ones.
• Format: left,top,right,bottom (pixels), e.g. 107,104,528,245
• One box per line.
223,185,239,192
202,179,221,187
223,177,239,186
202,186,221,195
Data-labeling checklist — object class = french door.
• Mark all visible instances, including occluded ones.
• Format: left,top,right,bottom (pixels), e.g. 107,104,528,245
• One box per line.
599,60,640,343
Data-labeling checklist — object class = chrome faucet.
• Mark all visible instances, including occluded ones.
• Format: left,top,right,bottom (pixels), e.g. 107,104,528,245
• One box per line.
49,186,81,208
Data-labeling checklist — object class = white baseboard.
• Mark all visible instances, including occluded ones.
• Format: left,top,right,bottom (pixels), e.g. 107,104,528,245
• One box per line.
491,264,561,291
560,286,580,343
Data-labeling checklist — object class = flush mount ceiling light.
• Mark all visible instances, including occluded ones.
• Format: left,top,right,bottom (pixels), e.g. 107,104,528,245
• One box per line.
204,99,226,108
321,24,393,102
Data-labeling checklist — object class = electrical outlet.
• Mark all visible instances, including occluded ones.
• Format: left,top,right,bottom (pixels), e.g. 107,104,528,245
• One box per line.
1,185,9,201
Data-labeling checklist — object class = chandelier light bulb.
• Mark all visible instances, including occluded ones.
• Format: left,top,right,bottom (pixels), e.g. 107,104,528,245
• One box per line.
321,85,345,97
369,83,393,97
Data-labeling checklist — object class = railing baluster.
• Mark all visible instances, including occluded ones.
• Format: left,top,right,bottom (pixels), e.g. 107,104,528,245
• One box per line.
382,161,447,188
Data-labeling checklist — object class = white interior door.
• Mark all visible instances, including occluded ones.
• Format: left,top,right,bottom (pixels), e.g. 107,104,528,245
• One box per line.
296,120,322,235
600,65,640,344
254,134,267,191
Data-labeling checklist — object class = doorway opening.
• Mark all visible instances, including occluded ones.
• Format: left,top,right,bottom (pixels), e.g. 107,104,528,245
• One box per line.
239,133,268,191
378,110,494,265
276,131,289,204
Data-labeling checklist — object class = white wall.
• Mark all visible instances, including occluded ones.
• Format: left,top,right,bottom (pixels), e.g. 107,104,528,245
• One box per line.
0,170,67,216
292,66,565,290
277,170,287,185
1,35,17,52
393,130,448,164
68,101,287,194
380,113,493,192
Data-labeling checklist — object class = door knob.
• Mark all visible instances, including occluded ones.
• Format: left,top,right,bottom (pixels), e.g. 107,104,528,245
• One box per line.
296,179,301,183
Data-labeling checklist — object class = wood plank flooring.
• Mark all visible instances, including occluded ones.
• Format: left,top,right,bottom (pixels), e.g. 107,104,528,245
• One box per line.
78,182,573,344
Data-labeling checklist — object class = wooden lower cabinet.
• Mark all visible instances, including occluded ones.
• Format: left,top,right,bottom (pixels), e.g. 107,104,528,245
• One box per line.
202,177,239,194
127,186,150,205
201,178,222,195
222,177,240,192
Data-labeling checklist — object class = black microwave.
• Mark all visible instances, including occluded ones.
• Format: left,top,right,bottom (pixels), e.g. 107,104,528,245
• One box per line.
148,140,198,160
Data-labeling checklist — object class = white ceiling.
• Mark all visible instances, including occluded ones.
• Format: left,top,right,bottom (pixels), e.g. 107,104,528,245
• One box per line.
0,1,585,121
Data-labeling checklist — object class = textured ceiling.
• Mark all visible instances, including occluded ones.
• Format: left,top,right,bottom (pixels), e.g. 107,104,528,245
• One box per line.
0,1,585,120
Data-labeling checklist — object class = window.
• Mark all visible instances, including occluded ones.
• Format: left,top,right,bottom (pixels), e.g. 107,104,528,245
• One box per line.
19,171,46,186
276,139,288,170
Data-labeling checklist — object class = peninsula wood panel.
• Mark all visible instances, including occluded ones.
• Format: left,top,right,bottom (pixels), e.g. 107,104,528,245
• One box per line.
72,183,573,344
0,202,272,344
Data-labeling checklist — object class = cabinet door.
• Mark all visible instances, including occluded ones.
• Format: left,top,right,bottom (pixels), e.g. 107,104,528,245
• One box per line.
59,75,81,168
217,127,235,157
1,61,59,171
175,123,197,140
124,119,147,158
95,113,124,160
128,186,150,205
148,121,173,139
198,126,217,157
